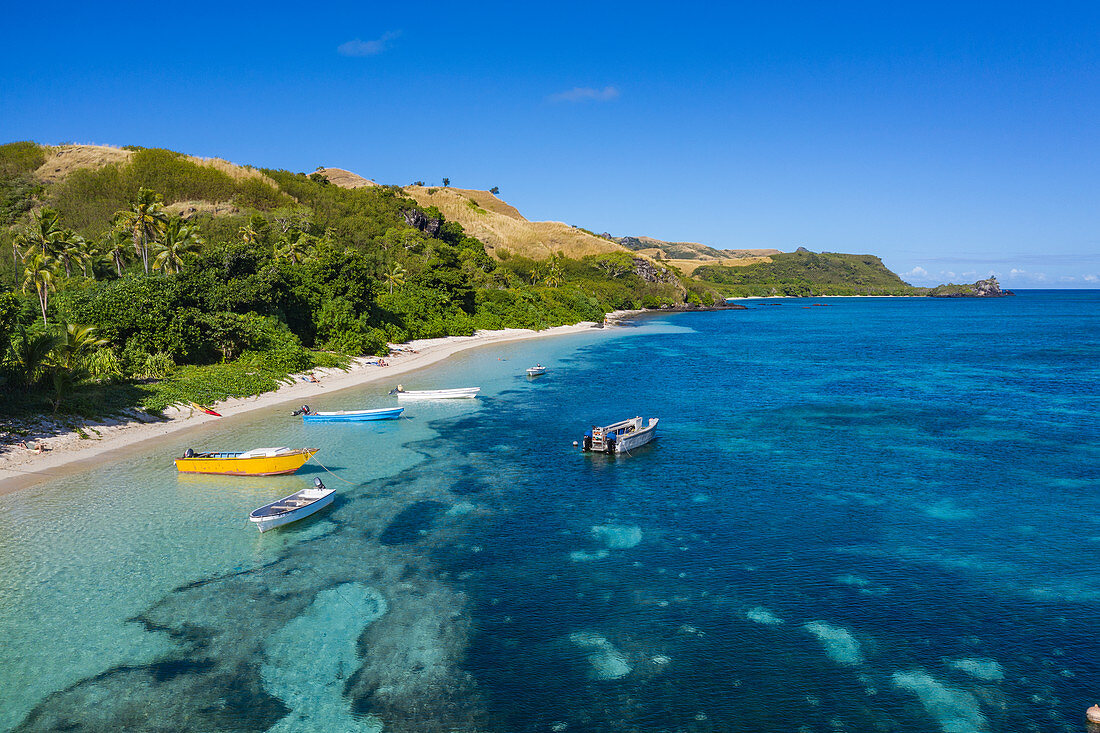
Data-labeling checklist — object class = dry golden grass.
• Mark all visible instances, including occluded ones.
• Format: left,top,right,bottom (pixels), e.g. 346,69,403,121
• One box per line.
722,248,782,257
316,167,379,188
402,186,627,260
164,200,243,219
34,144,132,182
32,144,278,188
183,155,278,187
668,255,775,275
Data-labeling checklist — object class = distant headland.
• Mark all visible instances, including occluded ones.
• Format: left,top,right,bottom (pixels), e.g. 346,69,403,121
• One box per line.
0,141,1010,427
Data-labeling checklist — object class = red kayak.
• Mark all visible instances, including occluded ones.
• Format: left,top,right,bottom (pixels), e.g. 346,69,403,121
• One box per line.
190,401,222,417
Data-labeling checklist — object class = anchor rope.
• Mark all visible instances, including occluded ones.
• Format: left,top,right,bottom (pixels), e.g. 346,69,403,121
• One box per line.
306,453,356,485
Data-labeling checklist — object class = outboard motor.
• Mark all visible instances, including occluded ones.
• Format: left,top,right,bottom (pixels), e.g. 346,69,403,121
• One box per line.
292,405,311,416
184,448,195,458
606,436,616,454
582,434,592,451
313,477,326,490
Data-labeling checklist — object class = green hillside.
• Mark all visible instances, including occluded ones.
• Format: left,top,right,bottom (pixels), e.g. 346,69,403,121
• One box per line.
0,142,700,418
694,251,918,297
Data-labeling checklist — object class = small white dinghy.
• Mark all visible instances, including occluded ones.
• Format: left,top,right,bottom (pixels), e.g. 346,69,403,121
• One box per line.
249,478,335,532
391,385,480,399
526,364,547,376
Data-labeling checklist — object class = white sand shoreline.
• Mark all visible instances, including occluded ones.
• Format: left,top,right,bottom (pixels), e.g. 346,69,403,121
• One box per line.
0,315,639,495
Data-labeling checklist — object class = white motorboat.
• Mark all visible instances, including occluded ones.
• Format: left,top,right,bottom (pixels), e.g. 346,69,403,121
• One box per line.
249,478,335,532
581,417,659,454
526,364,547,376
391,386,480,399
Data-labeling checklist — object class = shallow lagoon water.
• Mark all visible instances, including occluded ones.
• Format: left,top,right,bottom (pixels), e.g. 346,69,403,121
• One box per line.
3,292,1099,731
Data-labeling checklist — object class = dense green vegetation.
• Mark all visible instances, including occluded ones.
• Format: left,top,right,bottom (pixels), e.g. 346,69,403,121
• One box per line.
694,251,919,297
0,142,700,418
0,142,46,228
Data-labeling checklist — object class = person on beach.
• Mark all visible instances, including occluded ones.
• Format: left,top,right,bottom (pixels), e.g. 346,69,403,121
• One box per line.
308,373,321,384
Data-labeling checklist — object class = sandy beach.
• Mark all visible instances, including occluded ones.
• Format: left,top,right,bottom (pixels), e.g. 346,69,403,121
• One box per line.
0,317,634,495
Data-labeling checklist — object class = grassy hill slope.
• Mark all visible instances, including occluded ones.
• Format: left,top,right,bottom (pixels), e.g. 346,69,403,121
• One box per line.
695,251,917,296
34,144,278,188
614,234,782,274
1,140,711,419
314,167,378,188
401,186,627,260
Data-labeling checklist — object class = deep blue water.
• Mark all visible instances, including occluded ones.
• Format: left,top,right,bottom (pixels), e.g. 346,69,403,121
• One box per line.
2,290,1099,732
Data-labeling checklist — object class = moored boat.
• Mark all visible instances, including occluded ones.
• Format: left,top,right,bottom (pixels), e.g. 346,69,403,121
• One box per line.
300,406,404,422
581,417,659,454
249,478,335,532
391,385,480,399
175,447,318,476
526,364,547,376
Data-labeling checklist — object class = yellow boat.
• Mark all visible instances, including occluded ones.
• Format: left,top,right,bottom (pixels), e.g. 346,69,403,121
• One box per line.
175,447,319,476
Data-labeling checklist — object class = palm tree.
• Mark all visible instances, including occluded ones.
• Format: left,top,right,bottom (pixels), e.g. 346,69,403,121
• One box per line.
238,215,267,246
275,232,315,265
75,235,101,278
153,218,204,275
54,229,90,278
384,262,407,295
10,326,61,388
543,258,564,287
49,322,108,412
22,253,57,326
13,208,63,263
239,222,261,245
51,322,108,372
116,188,168,274
102,229,131,276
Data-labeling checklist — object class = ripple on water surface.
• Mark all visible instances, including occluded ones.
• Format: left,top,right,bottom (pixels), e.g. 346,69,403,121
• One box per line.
3,296,1100,732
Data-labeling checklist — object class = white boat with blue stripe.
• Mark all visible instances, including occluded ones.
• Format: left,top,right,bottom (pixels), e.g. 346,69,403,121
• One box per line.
299,406,404,422
249,478,335,532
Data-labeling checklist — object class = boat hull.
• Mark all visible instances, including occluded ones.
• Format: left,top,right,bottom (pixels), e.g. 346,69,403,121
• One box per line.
303,408,404,422
175,449,318,476
396,388,480,399
250,490,335,532
582,418,659,454
610,424,657,453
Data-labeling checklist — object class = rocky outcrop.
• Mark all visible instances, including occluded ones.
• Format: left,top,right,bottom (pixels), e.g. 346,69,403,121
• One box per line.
632,257,677,284
402,208,443,238
928,276,1015,298
973,276,1014,296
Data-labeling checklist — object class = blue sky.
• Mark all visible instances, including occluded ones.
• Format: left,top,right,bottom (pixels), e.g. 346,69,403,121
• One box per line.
2,1,1097,287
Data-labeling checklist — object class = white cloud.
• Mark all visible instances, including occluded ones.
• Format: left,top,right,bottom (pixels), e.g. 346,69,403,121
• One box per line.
338,31,401,57
547,86,620,103
902,266,929,278
1085,274,1099,283
1007,268,1050,283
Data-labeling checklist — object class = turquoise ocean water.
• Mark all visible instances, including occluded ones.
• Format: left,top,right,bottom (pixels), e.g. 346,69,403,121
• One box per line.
2,290,1099,732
